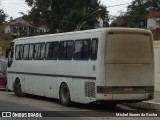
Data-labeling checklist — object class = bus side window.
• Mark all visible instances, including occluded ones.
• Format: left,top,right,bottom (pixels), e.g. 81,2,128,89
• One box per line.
23,44,29,60
34,43,45,60
29,44,34,60
34,44,39,60
58,40,74,60
73,40,82,60
91,38,98,60
40,43,45,59
73,39,91,60
15,45,23,60
66,41,74,59
46,42,59,60
83,39,90,60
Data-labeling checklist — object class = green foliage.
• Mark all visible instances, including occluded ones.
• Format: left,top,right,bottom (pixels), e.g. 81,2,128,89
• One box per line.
0,28,12,40
0,40,11,49
0,40,11,57
60,10,87,32
25,0,109,32
110,0,160,28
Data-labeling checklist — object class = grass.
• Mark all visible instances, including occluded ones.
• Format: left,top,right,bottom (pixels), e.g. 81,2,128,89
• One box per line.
0,39,12,57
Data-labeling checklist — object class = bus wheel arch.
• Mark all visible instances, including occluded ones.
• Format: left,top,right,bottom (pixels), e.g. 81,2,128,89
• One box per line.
13,78,24,97
59,82,71,106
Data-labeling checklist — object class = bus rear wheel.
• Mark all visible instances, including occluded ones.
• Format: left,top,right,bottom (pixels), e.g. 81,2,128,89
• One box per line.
14,79,24,97
59,83,71,106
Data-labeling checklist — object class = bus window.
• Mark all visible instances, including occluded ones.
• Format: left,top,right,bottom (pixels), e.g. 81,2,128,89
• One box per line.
58,41,74,60
34,43,45,60
73,39,91,60
91,38,98,60
45,42,59,60
15,45,23,60
28,44,34,60
66,41,74,59
23,44,29,60
40,44,45,59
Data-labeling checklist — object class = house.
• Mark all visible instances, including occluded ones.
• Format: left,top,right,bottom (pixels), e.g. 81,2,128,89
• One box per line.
147,10,160,31
2,17,50,37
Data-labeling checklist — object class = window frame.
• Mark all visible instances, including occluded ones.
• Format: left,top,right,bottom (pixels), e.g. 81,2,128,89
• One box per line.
28,44,34,60
33,42,45,60
45,41,59,60
23,44,30,60
23,43,34,60
58,40,74,60
15,44,23,60
91,38,98,60
73,39,91,60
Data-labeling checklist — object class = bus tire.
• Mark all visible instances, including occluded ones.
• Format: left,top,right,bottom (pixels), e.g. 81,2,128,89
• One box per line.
59,83,71,106
14,79,24,97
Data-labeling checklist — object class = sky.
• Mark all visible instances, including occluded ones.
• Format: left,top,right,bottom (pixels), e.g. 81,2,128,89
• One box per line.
0,0,133,20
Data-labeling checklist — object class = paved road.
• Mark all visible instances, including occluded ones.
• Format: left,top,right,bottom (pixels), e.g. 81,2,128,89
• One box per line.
0,90,159,120
0,90,135,111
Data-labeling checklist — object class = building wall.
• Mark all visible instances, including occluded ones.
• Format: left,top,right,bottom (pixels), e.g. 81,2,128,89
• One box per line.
3,18,49,36
147,18,160,30
4,25,11,34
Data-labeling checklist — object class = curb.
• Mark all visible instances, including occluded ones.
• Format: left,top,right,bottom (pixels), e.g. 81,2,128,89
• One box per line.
122,101,160,110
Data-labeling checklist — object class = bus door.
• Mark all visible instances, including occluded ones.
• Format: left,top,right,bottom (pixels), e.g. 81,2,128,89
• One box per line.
7,42,14,90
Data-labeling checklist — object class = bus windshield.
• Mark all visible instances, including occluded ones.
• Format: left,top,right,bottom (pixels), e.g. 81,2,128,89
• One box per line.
106,32,152,64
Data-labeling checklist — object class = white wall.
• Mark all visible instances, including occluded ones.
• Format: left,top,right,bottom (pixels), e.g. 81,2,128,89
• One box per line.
4,25,11,34
147,18,160,30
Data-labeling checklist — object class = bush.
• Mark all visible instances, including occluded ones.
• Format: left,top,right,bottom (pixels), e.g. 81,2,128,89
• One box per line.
0,29,12,40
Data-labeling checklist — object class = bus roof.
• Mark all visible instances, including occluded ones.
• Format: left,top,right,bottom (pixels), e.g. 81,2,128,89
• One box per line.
12,27,152,42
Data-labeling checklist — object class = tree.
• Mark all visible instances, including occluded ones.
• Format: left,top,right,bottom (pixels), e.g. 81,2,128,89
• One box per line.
110,0,160,28
0,9,7,24
25,0,109,32
110,11,129,27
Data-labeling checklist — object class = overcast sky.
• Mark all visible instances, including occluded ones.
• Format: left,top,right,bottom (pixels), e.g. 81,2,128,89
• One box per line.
0,0,133,20
100,0,133,15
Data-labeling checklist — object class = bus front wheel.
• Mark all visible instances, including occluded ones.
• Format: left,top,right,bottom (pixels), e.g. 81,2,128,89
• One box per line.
14,79,24,97
59,83,71,106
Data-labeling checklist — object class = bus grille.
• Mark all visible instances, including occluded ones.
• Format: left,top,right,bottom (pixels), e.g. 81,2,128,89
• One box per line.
85,82,95,98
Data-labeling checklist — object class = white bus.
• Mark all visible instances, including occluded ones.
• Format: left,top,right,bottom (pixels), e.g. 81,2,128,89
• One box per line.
7,28,154,106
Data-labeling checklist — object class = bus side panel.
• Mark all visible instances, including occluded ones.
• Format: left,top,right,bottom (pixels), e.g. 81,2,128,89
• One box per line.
72,79,96,104
21,74,59,99
23,75,33,94
32,75,45,96
43,76,58,98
